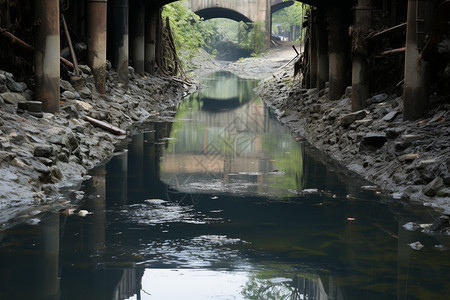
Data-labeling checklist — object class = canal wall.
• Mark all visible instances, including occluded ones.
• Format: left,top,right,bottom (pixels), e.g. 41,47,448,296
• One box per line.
0,66,196,228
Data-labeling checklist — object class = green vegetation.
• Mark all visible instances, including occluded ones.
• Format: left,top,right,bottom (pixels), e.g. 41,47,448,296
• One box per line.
162,0,215,63
272,1,308,41
162,1,266,62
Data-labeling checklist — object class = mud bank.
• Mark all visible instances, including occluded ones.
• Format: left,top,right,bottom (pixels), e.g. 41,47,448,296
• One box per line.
256,65,450,216
0,65,196,228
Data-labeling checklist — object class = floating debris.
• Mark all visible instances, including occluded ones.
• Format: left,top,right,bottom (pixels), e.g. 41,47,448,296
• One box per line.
145,199,167,205
77,210,91,217
403,222,419,231
409,241,424,250
210,196,219,200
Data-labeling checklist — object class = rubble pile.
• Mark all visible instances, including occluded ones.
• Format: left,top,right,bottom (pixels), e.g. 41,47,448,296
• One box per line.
256,68,450,213
0,65,194,227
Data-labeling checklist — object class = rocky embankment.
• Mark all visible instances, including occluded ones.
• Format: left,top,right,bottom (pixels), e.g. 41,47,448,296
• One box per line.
256,66,450,216
0,65,195,228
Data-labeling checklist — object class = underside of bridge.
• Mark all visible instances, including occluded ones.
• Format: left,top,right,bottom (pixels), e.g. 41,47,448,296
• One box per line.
195,8,252,23
0,0,448,120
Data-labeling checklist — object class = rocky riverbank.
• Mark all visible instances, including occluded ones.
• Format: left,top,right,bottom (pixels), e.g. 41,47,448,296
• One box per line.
0,65,196,228
255,64,450,216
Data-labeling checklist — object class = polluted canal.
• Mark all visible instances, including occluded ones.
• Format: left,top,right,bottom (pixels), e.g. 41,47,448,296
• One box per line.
1,71,450,299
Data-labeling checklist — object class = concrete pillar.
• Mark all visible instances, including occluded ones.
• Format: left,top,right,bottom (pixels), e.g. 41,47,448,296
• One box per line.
34,0,60,113
316,7,329,90
351,0,373,111
130,0,145,74
327,3,348,100
110,0,129,88
144,5,157,74
309,9,318,88
87,0,107,94
403,0,429,120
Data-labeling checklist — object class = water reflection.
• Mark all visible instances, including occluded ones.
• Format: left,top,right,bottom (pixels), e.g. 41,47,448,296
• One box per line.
161,71,304,198
0,72,449,299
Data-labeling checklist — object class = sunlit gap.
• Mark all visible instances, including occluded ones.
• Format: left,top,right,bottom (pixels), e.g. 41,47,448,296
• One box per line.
204,18,255,61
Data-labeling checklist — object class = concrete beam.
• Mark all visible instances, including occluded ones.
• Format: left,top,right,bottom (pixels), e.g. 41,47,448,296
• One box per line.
403,0,429,120
109,0,129,88
34,0,60,113
351,0,372,111
87,0,108,95
309,9,318,88
130,0,145,74
144,5,157,74
327,3,349,100
316,7,328,90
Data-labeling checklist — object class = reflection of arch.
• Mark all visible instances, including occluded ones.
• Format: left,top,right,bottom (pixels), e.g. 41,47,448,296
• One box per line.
201,96,241,111
195,7,252,23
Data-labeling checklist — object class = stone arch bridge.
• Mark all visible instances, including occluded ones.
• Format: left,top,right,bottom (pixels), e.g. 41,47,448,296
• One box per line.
189,0,295,23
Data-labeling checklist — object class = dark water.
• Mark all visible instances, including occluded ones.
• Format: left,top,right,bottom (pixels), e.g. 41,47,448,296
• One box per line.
1,71,450,299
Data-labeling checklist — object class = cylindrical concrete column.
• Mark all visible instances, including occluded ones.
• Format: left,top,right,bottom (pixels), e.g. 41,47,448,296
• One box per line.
130,0,145,74
34,0,60,113
309,9,318,88
327,3,349,100
144,4,157,74
403,0,429,120
87,0,107,94
351,0,373,111
110,0,129,88
316,7,329,90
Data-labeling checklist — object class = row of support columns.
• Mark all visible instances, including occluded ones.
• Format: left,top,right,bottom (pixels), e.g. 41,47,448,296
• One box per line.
307,0,431,120
34,0,161,113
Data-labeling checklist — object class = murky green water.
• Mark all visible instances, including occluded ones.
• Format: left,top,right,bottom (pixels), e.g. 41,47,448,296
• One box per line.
1,71,450,299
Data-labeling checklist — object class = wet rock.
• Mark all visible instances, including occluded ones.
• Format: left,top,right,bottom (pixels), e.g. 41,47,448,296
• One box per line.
1,92,27,105
360,132,387,151
0,74,7,93
62,91,77,100
367,93,388,104
60,79,75,92
386,127,405,139
32,160,50,174
437,188,450,197
78,65,92,75
0,151,15,163
382,111,398,122
75,100,93,111
6,79,27,92
340,110,367,127
33,144,54,158
422,177,444,196
431,215,450,231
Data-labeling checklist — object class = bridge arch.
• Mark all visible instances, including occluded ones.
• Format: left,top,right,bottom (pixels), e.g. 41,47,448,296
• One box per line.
195,7,252,23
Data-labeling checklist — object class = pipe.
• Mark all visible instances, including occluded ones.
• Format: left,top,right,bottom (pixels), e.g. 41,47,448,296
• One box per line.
87,0,107,94
61,13,80,76
34,0,60,113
